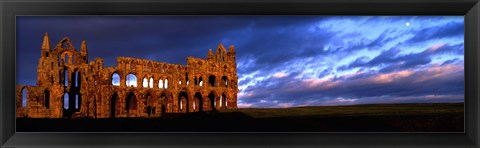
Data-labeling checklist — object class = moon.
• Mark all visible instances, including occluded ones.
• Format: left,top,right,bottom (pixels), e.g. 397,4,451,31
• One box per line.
406,22,410,26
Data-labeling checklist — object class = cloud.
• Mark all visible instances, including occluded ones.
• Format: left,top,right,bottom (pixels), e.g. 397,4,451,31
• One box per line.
337,43,463,73
403,21,464,45
272,72,289,78
239,62,464,108
17,16,464,108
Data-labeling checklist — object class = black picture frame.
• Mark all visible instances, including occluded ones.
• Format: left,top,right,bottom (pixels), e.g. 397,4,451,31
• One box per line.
1,0,479,147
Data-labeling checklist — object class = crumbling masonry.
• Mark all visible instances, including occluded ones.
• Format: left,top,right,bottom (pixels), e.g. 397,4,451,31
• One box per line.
16,33,238,118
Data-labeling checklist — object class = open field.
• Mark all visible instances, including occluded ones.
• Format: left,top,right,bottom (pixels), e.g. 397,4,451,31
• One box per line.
17,103,464,132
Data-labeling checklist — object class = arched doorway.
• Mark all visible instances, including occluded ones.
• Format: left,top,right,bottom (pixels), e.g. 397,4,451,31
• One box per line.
194,92,203,112
160,94,168,114
126,92,137,114
208,92,216,111
178,92,188,113
145,93,155,117
111,92,119,118
222,93,227,109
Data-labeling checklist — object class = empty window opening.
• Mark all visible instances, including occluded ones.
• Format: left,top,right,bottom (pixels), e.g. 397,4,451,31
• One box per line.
149,78,153,88
126,74,137,87
209,75,216,87
112,73,120,86
21,88,27,107
159,79,164,89
64,93,69,109
64,69,69,86
222,76,228,87
165,79,168,89
75,71,80,87
75,95,79,109
143,78,148,88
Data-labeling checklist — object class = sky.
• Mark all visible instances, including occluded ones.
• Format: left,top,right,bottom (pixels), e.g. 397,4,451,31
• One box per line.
16,16,464,108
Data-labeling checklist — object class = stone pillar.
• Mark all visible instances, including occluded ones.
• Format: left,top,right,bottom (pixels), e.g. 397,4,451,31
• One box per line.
188,92,195,112
172,93,178,113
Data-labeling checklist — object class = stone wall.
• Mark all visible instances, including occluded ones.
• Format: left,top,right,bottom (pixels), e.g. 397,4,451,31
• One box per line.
16,33,238,118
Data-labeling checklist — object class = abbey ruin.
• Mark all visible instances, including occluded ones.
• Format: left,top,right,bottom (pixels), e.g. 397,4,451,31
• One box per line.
16,33,238,118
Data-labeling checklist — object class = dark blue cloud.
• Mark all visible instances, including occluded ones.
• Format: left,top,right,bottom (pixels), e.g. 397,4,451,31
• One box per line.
403,21,464,45
338,43,464,73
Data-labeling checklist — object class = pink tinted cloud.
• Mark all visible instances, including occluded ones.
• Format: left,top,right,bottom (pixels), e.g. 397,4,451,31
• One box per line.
413,64,463,83
427,43,445,53
297,62,462,93
370,70,414,84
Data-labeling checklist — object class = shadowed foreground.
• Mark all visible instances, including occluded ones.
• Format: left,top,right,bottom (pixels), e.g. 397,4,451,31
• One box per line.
16,103,464,132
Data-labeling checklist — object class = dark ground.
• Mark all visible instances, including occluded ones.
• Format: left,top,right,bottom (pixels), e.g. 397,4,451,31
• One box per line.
16,103,464,132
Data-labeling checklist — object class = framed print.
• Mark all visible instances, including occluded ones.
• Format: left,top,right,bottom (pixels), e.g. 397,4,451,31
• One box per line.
15,15,465,133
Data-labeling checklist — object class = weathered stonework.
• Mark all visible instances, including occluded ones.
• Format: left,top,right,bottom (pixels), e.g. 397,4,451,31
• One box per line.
16,33,238,118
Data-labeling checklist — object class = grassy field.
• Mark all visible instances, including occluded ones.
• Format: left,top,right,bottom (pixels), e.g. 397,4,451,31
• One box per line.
219,103,464,132
17,103,464,132
222,103,464,118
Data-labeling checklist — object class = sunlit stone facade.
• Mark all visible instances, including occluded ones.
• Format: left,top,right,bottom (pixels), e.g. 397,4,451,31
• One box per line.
16,33,238,118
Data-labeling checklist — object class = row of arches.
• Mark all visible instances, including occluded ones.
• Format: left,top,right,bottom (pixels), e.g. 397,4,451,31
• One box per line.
108,90,230,118
110,91,146,117
209,75,229,87
58,52,76,65
63,93,81,110
112,73,170,89
110,72,229,89
62,69,81,88
63,92,81,118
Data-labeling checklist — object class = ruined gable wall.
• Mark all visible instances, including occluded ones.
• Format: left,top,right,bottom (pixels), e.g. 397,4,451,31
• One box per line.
17,35,238,119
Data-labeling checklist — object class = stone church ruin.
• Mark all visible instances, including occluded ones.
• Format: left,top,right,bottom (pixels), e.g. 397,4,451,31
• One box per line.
16,33,238,118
